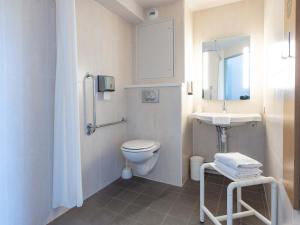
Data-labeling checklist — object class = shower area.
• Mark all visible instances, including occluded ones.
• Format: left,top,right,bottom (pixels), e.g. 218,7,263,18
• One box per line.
1,0,133,224
53,0,132,210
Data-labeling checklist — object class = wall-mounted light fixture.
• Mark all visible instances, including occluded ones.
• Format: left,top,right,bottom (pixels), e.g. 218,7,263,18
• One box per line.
203,52,209,90
187,81,193,95
282,0,295,59
282,32,294,59
243,47,250,89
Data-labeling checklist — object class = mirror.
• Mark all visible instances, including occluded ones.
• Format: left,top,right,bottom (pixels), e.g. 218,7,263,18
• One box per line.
202,35,250,100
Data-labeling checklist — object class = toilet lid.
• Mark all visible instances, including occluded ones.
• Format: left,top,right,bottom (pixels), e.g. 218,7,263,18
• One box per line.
122,140,155,150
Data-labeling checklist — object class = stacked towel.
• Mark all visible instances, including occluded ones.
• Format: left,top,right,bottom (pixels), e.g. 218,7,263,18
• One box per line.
214,152,262,179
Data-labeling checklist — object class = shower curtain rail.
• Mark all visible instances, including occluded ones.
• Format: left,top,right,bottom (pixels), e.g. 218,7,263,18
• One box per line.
83,73,127,135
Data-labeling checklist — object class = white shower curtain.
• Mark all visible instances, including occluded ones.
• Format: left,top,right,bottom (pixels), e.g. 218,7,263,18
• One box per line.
53,0,83,208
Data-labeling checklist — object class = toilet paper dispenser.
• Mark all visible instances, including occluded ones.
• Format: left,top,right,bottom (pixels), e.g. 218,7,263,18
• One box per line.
83,73,126,135
97,75,115,92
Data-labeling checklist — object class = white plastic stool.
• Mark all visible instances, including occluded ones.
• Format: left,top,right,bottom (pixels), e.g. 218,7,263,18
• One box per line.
200,162,277,225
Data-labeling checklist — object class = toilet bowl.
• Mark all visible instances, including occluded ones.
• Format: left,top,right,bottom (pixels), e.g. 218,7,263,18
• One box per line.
121,139,160,176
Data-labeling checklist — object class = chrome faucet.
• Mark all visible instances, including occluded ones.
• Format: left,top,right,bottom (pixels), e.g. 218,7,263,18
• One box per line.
222,99,227,113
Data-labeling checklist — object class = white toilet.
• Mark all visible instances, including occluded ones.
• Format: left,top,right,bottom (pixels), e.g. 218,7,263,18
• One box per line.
121,139,160,178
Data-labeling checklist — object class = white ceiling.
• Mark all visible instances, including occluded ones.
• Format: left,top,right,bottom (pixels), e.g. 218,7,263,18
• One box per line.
134,0,242,11
188,0,242,11
134,0,178,8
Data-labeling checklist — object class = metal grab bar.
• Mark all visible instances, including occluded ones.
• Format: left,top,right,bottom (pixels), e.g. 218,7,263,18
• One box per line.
84,73,97,135
83,73,127,135
87,117,127,130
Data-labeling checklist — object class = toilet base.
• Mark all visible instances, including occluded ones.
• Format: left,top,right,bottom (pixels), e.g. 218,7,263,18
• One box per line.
135,150,160,176
121,167,133,179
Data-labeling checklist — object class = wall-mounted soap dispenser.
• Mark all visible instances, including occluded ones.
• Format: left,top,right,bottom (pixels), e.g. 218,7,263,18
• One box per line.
97,75,115,92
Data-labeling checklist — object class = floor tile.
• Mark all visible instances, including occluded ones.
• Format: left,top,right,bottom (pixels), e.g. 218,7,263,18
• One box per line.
87,208,117,225
63,204,97,222
133,208,165,225
242,190,264,203
102,185,125,197
243,184,264,193
132,176,149,184
202,199,219,214
182,186,200,196
126,181,147,193
142,185,166,197
132,194,157,207
110,215,137,225
204,189,222,202
184,179,200,188
48,210,88,225
240,216,266,225
105,198,130,213
162,215,188,225
114,179,135,189
205,182,223,195
168,202,194,222
48,176,268,225
115,190,140,202
217,189,268,218
121,204,147,219
85,193,112,208
176,193,198,208
188,212,214,225
158,190,180,202
206,174,224,185
164,185,183,194
149,198,174,214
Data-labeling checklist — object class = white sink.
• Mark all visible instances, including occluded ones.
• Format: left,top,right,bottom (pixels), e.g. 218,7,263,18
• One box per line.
191,112,262,126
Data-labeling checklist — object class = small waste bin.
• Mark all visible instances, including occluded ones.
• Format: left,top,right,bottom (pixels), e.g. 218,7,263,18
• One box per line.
190,156,204,181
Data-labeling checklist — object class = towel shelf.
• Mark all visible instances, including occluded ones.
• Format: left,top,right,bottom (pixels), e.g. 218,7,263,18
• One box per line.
200,162,277,225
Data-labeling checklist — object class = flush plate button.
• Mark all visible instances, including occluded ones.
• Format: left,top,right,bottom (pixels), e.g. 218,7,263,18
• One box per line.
142,89,159,103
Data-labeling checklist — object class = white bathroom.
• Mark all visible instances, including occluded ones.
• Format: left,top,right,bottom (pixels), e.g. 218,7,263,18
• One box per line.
1,0,300,225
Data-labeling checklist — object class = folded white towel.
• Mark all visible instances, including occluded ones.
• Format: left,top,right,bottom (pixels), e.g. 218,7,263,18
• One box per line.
214,160,260,173
215,152,262,169
215,160,262,179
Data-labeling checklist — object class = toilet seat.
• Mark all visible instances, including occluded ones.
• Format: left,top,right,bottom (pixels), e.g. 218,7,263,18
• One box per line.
121,140,160,152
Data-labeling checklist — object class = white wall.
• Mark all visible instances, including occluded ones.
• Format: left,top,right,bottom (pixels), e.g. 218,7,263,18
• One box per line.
184,0,194,83
264,0,300,224
192,0,265,165
193,0,264,113
0,0,57,224
125,85,183,186
181,84,194,184
76,0,133,199
133,0,186,84
181,2,194,184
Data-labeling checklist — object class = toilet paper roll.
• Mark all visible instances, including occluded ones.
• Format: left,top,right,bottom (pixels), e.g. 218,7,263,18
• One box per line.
103,92,111,100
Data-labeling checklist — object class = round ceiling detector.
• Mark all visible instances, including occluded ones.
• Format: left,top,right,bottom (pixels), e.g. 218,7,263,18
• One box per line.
147,8,158,19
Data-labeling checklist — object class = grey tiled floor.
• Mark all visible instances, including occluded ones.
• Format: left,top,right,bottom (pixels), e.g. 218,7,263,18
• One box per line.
49,174,269,225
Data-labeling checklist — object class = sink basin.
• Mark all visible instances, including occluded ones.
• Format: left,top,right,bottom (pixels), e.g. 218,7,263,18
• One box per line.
191,112,262,152
191,112,262,126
